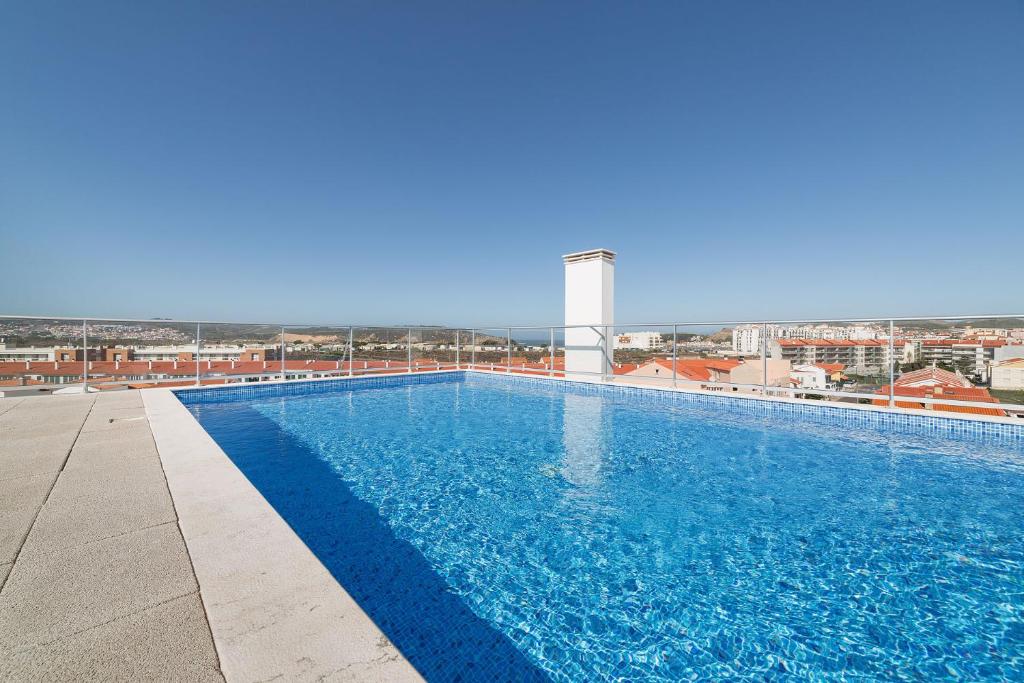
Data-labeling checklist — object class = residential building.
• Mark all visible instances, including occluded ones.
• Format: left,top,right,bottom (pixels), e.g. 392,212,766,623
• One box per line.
994,345,1024,363
613,331,663,350
731,324,783,355
769,339,912,376
623,357,791,389
0,343,54,362
916,339,1017,380
130,345,278,362
789,363,846,390
731,323,885,354
1,342,280,364
992,359,1024,390
783,324,882,341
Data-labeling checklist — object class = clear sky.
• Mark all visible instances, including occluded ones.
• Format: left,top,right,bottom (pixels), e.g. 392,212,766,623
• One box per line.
1,1,1021,327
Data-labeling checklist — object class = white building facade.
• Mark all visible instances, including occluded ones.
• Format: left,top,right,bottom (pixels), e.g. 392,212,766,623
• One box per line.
732,323,885,355
992,359,1024,390
613,331,663,350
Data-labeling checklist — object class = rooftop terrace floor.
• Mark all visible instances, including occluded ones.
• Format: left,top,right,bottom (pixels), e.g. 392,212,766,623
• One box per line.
0,390,420,682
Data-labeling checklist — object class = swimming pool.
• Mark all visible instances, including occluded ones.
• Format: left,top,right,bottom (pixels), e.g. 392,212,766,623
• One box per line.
180,373,1024,681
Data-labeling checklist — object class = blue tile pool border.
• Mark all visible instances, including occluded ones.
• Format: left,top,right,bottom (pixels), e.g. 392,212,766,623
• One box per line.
172,369,1024,443
173,370,462,404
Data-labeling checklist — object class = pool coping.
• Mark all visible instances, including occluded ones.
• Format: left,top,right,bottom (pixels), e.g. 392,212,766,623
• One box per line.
141,388,423,683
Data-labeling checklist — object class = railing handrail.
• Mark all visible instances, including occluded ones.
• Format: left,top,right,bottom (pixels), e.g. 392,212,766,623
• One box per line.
2,313,1022,417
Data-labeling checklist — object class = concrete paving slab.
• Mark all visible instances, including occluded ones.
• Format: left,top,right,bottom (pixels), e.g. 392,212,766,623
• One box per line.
0,592,222,682
0,522,198,654
0,434,77,481
61,434,161,472
70,419,155,448
0,474,54,565
0,395,93,428
0,563,9,587
80,406,147,434
1,408,84,445
90,391,144,409
20,454,176,554
0,399,24,417
144,388,423,682
0,410,80,434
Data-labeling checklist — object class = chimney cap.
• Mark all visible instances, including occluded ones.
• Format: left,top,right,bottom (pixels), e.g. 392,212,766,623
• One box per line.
562,248,616,264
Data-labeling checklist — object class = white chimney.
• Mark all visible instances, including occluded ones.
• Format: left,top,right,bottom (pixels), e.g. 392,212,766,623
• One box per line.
563,248,615,379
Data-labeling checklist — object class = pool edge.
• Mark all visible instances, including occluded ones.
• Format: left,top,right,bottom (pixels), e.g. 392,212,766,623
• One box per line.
142,388,424,683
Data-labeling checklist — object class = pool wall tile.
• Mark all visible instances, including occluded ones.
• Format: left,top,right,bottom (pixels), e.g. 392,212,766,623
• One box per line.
174,371,462,405
468,372,1024,444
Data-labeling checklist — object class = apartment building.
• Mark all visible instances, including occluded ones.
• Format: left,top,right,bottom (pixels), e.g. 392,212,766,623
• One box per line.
732,323,883,354
769,339,912,376
0,344,55,362
732,325,781,355
613,331,663,350
915,339,1015,380
129,345,277,362
1,343,280,365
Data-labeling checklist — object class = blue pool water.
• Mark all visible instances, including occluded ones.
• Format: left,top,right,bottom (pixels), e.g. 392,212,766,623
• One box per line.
182,374,1024,681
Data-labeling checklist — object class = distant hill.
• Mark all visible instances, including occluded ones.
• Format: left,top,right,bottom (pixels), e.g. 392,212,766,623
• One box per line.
708,328,733,343
899,317,1024,330
961,317,1024,328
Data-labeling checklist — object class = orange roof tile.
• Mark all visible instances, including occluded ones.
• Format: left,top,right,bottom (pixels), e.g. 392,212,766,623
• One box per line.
872,385,1005,416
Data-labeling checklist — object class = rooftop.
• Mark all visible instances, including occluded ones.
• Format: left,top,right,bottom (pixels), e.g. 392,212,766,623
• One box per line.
2,362,1022,678
0,390,419,681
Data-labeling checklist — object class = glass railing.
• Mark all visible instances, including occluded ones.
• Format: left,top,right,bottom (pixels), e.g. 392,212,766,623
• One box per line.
1,314,1022,418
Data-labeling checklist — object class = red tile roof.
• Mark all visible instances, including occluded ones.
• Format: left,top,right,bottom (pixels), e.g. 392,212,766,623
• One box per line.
872,386,1005,416
894,367,972,388
815,363,846,373
625,358,743,381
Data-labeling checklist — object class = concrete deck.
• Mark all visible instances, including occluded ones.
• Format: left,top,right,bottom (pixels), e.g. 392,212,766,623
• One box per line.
0,390,421,682
0,391,222,680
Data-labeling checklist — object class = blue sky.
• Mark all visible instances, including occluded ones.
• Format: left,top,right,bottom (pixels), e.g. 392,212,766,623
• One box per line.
1,1,1021,326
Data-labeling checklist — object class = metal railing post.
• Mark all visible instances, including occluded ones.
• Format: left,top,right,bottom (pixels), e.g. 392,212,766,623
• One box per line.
455,330,460,368
280,326,286,380
407,328,413,373
761,321,768,396
506,328,512,373
888,319,895,408
672,324,677,388
348,326,354,376
549,327,555,377
82,319,88,393
471,330,476,369
195,322,201,386
605,325,611,382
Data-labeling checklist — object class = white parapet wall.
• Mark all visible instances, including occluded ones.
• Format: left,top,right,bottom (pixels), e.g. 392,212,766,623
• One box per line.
563,249,615,379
